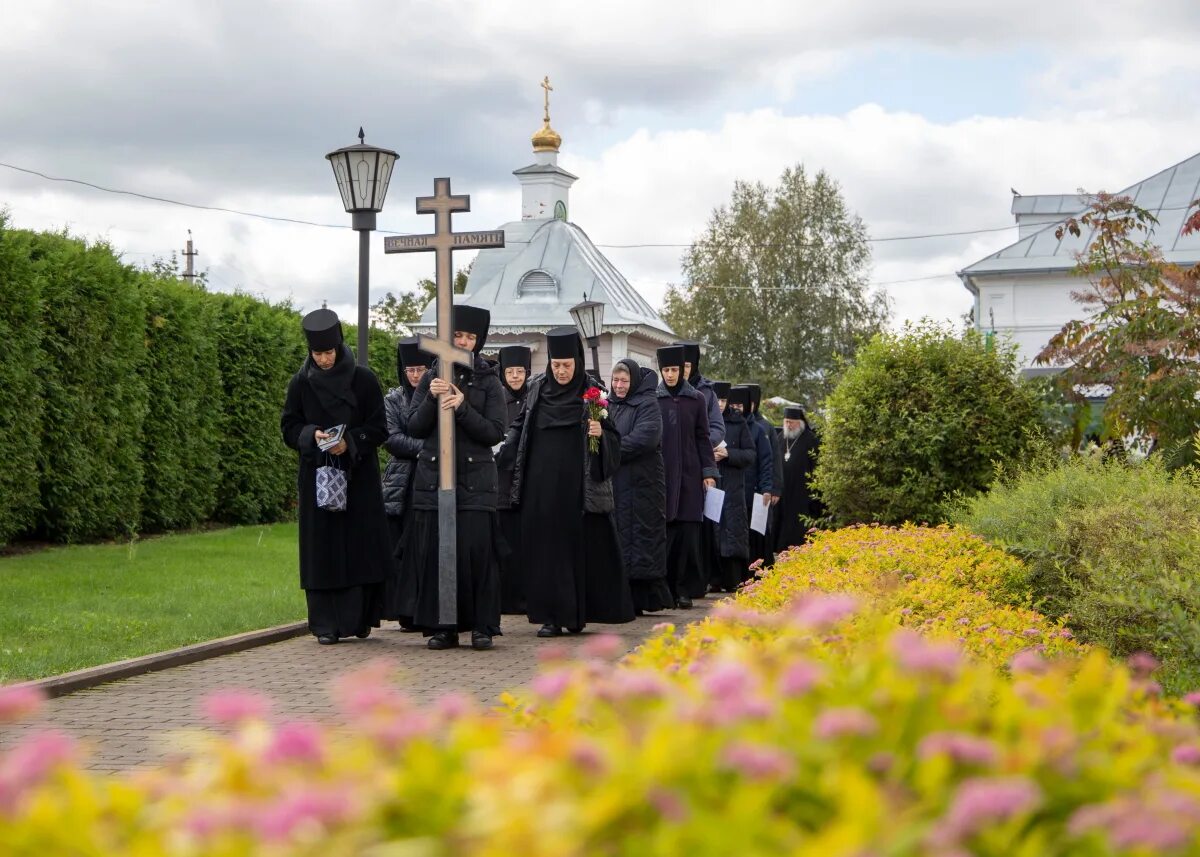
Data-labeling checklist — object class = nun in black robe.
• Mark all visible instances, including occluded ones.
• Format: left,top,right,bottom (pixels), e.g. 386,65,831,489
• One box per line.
496,345,531,615
498,327,635,636
400,305,507,650
280,309,389,644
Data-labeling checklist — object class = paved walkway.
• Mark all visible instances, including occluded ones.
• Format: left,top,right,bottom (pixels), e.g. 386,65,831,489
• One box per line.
0,602,714,771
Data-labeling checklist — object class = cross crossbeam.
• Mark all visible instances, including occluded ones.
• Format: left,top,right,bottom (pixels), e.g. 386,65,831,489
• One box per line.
384,177,505,626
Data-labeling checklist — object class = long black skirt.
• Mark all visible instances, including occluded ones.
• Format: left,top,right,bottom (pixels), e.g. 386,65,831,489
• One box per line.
665,521,704,601
497,508,527,615
630,577,674,613
382,514,417,624
402,509,502,636
305,583,383,639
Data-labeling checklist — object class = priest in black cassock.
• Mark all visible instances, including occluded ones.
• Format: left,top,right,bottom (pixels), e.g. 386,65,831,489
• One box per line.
401,305,507,650
498,327,635,637
281,308,390,645
773,406,821,553
496,344,531,615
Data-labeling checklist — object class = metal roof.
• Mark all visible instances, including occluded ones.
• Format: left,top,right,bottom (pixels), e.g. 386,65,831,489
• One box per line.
962,151,1200,276
415,217,674,334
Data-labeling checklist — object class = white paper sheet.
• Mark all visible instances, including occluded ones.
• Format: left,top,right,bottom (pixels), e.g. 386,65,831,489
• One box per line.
703,486,725,523
750,493,769,535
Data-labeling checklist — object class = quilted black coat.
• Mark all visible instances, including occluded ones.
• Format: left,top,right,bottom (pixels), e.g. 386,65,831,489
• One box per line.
381,384,423,516
609,366,666,581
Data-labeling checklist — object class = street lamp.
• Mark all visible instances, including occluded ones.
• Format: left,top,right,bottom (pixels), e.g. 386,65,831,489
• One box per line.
326,127,398,367
569,293,606,380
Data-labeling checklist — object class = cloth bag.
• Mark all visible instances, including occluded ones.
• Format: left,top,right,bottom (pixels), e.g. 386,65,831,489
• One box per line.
316,455,348,512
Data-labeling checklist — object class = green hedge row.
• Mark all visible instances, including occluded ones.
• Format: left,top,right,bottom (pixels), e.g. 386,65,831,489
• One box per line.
0,218,397,545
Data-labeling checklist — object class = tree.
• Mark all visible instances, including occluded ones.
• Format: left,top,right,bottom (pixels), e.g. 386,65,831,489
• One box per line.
811,322,1041,526
372,266,469,336
1036,194,1200,453
663,165,889,404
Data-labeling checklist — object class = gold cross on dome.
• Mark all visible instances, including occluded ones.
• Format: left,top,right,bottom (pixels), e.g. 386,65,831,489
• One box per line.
541,75,553,123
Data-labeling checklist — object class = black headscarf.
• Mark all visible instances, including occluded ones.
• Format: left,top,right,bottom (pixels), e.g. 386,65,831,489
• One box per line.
612,358,641,403
305,343,357,425
537,337,587,429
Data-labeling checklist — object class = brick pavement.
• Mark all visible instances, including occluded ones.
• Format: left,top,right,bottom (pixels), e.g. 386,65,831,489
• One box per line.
0,600,715,771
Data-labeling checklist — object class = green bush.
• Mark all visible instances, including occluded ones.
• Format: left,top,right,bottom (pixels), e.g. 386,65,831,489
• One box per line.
0,217,43,543
811,322,1041,526
952,455,1200,694
31,232,147,542
209,293,307,525
136,273,222,531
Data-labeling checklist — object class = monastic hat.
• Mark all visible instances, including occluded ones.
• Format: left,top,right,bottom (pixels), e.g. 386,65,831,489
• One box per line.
452,304,491,352
499,345,532,373
546,327,583,360
673,340,701,370
745,383,762,410
784,406,806,420
302,308,343,352
728,385,751,409
656,345,685,369
397,337,428,369
712,381,731,399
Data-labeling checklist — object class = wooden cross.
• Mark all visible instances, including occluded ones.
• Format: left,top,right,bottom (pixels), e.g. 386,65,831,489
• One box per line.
384,177,505,626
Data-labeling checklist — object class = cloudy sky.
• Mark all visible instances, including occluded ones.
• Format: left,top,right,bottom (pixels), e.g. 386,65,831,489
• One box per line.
3,0,1199,327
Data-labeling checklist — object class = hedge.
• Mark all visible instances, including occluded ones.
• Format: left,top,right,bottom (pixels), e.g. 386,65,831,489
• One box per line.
0,224,397,544
3,526,1198,855
0,218,43,544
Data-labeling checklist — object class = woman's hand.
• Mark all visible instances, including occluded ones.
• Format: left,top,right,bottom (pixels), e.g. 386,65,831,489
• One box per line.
329,439,348,456
430,377,451,397
714,446,728,461
703,478,716,490
441,384,465,411
587,419,602,438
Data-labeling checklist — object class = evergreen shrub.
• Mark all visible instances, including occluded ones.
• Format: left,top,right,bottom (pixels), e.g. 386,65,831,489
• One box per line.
0,217,43,543
30,232,147,542
136,273,223,530
952,455,1200,694
811,322,1041,526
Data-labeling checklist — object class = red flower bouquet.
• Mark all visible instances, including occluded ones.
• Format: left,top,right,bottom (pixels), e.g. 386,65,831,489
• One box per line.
583,386,609,453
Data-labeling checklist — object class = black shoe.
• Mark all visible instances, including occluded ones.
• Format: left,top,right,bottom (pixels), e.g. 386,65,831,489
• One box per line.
355,627,371,639
427,631,459,650
471,631,494,650
317,634,338,645
676,597,693,609
566,626,584,635
537,624,562,638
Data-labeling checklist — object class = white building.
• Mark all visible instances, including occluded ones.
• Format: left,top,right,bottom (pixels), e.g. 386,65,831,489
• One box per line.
412,92,675,379
959,151,1200,376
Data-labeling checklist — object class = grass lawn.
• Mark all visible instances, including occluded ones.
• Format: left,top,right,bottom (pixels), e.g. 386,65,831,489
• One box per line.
0,523,305,683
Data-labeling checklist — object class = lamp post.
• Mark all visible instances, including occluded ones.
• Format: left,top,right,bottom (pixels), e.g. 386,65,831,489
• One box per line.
326,128,398,367
569,293,606,380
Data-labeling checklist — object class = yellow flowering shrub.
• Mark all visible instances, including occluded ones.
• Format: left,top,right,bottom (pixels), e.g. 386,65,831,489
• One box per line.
3,525,1200,855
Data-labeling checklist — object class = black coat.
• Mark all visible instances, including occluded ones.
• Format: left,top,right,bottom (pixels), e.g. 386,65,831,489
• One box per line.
280,363,391,590
717,410,756,559
658,381,719,523
381,384,423,517
610,366,666,581
496,384,527,511
745,416,776,507
498,373,620,513
406,355,507,512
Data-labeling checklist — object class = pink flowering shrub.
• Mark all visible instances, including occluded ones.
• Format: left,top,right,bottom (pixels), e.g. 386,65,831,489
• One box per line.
4,526,1200,854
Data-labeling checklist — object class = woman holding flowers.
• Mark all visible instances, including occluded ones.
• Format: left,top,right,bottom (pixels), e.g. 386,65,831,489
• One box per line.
497,327,635,637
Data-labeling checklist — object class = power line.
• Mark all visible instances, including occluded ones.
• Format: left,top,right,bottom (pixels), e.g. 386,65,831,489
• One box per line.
0,159,1025,246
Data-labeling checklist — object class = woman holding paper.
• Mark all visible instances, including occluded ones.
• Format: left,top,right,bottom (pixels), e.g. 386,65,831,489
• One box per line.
712,386,757,591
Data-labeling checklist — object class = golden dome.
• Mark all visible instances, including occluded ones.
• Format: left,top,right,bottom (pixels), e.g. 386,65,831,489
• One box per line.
531,120,562,152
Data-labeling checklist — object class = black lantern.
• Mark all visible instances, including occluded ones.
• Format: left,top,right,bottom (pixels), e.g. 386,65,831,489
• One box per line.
569,293,606,380
326,128,398,367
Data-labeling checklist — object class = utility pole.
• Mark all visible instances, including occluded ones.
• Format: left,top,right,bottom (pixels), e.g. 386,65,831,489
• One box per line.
182,230,198,284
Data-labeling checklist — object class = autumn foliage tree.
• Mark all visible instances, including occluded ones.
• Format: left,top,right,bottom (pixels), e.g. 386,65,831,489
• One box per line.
1036,193,1200,453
